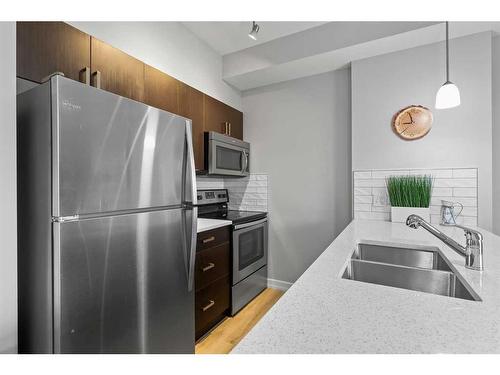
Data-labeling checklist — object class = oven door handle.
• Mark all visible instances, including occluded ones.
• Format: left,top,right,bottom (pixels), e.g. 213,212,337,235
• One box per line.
233,217,267,230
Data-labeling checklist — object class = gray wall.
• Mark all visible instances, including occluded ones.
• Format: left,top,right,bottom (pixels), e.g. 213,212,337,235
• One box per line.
242,70,352,284
0,22,17,353
352,32,493,230
493,36,500,235
68,22,242,110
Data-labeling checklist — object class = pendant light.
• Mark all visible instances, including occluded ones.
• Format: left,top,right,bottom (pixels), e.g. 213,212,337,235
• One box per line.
248,21,260,40
435,21,461,109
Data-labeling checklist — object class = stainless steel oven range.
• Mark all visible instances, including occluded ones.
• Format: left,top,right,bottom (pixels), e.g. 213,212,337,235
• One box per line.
196,189,268,315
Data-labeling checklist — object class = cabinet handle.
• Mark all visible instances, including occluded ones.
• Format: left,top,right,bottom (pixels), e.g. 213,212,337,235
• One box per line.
202,236,215,244
202,262,215,272
228,122,232,136
79,67,90,85
91,70,101,89
201,300,215,312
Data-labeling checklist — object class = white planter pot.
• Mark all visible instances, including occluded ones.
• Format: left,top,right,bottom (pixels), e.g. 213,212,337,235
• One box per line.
391,206,430,223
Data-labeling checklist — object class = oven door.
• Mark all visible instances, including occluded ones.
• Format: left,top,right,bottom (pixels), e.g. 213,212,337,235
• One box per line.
232,218,268,284
209,139,249,177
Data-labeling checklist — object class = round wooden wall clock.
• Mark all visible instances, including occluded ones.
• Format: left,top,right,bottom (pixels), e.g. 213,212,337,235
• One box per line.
392,105,433,140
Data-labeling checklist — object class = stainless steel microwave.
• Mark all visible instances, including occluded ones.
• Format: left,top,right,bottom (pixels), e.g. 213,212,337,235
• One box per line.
205,131,250,177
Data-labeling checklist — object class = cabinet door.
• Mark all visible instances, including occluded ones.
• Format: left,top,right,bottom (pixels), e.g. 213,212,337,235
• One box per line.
204,95,243,140
17,22,91,83
144,65,179,114
227,107,243,140
90,38,145,102
179,83,204,171
203,95,231,136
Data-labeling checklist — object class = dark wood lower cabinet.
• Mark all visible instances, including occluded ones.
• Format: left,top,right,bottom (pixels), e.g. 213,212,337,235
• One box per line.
195,275,230,340
195,226,231,340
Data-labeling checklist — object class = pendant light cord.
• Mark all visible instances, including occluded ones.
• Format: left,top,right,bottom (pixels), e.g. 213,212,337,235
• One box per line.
446,21,449,83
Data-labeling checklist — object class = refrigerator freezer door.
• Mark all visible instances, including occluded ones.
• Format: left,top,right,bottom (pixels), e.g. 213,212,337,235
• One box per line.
53,209,194,353
52,76,188,217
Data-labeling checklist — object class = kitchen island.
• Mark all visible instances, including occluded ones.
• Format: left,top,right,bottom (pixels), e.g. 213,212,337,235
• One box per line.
232,220,500,353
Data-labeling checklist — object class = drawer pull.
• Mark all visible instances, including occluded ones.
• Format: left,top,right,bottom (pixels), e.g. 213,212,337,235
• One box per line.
202,236,215,244
202,300,215,312
202,263,215,272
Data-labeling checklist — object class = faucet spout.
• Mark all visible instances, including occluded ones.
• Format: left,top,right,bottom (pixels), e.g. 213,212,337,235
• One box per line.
406,215,484,271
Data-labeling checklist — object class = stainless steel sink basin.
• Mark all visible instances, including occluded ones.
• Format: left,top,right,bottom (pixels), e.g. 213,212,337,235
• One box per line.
353,241,452,272
342,241,480,301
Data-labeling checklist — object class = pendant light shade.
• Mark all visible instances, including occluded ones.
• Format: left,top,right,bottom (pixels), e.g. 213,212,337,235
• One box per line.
435,22,460,109
435,81,461,109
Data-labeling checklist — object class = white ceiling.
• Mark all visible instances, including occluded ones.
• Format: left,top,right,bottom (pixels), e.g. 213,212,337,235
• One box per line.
220,21,500,91
182,21,326,55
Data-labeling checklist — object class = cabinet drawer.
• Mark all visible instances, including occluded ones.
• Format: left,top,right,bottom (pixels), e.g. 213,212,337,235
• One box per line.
197,226,229,252
195,275,230,339
195,243,230,291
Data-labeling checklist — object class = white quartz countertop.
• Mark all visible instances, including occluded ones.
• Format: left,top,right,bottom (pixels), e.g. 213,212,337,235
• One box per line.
232,219,500,354
197,218,232,233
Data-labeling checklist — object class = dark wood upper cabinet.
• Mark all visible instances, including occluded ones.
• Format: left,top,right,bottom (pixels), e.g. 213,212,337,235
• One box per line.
204,95,243,140
17,21,244,170
144,65,179,113
90,38,145,103
179,83,205,171
16,22,91,83
228,109,243,140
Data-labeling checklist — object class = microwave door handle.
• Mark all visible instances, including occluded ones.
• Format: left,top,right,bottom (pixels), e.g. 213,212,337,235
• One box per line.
241,151,245,173
243,151,248,173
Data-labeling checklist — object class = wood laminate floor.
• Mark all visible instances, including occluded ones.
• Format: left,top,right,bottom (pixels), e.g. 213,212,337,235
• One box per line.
195,288,285,354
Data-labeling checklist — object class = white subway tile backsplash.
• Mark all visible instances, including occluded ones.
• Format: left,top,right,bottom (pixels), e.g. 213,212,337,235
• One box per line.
355,211,391,221
461,207,478,217
453,187,477,197
449,197,477,207
354,187,371,196
354,171,372,179
452,169,477,178
354,203,371,212
433,179,476,188
197,173,268,212
354,179,375,187
432,187,453,196
353,168,478,225
372,169,409,179
354,195,373,204
409,169,453,178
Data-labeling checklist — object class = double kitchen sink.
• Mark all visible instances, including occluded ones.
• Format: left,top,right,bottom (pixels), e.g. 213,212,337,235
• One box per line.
342,241,481,301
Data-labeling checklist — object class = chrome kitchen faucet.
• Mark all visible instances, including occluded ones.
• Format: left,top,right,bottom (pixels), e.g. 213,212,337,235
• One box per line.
406,215,484,271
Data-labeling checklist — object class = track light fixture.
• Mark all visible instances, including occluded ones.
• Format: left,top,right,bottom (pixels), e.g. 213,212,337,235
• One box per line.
248,21,260,40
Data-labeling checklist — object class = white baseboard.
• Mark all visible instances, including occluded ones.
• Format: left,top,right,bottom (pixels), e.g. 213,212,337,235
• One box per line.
267,278,293,291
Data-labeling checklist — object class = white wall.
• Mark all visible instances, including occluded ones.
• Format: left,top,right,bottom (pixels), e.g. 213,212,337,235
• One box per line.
0,22,17,353
493,35,500,235
242,70,352,284
352,32,493,230
69,22,242,110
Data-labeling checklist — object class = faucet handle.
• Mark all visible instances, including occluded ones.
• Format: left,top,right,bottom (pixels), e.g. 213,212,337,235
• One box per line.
455,225,483,243
456,225,484,271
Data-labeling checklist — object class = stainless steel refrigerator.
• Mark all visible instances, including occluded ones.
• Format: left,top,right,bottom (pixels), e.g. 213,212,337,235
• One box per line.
17,75,198,354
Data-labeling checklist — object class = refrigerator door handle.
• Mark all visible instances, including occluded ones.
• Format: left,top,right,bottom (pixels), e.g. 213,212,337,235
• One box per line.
187,206,198,292
185,119,197,206
184,119,198,292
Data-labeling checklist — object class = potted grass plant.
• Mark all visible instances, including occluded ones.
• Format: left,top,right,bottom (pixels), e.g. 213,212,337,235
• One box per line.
386,175,433,223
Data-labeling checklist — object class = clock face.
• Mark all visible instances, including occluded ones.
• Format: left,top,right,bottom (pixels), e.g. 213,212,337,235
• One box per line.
392,105,433,140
